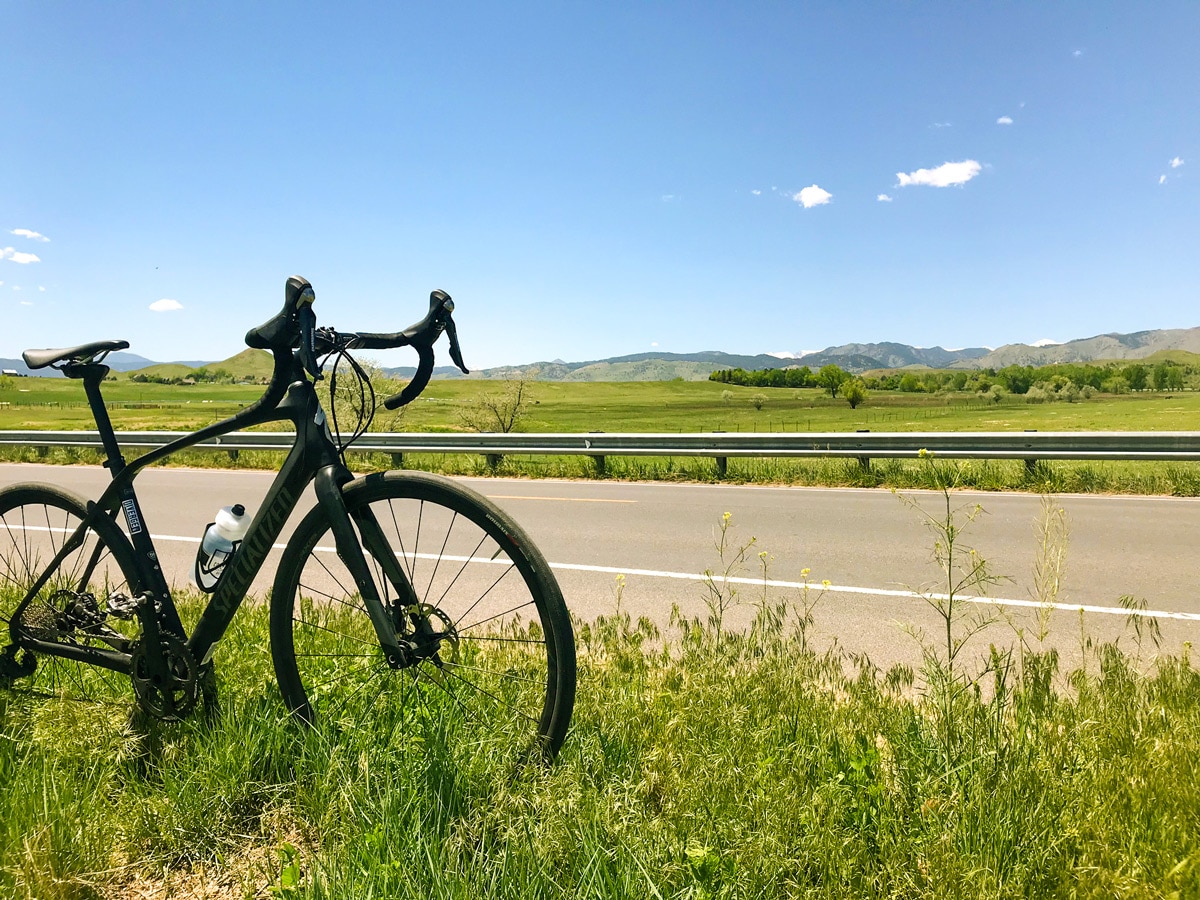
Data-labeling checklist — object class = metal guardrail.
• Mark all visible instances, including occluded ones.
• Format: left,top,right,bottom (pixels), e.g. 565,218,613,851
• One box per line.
5,430,1200,475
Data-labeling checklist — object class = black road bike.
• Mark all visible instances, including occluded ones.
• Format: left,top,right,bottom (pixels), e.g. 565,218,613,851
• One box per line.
0,277,576,759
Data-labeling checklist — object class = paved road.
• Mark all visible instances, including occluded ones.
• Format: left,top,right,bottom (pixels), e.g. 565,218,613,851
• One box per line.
2,462,1196,670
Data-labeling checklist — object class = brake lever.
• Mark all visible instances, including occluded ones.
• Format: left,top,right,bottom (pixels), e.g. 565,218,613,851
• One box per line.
298,305,321,379
443,314,469,374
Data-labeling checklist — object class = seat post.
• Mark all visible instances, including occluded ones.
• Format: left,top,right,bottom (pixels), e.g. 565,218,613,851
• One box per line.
78,365,126,473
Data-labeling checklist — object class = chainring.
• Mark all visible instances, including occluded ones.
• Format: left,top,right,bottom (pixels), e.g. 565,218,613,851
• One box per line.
130,633,199,721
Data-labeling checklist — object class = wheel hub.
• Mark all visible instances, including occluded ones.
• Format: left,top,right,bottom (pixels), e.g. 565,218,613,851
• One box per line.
392,602,459,672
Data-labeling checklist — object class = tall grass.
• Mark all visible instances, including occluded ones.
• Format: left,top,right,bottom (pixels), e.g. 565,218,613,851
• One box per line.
3,500,1199,898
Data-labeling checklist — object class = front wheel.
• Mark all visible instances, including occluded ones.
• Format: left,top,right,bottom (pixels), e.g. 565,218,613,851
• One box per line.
269,471,576,761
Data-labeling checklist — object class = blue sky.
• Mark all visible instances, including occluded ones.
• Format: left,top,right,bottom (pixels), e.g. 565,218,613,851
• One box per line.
3,2,1196,369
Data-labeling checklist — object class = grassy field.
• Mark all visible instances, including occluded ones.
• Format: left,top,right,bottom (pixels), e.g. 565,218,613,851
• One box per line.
3,506,1199,898
6,376,1200,494
8,376,1200,433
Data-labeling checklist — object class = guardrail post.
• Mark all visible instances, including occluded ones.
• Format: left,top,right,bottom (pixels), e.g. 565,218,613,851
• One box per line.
390,452,404,469
226,449,239,462
588,432,606,475
856,429,870,471
486,453,502,470
712,431,727,478
1024,430,1037,476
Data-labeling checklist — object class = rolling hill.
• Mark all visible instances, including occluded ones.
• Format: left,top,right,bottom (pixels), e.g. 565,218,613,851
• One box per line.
9,325,1200,383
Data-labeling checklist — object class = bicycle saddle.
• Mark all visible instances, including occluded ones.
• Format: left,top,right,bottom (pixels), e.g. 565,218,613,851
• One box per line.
22,339,130,370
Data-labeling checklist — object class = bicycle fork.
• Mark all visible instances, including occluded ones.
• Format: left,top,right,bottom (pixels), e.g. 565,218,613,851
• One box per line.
313,466,421,668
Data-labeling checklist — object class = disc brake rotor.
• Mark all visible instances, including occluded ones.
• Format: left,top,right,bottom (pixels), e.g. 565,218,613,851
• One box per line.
403,602,459,682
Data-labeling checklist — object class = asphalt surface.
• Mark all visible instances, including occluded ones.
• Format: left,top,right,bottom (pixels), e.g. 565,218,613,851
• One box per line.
2,462,1196,670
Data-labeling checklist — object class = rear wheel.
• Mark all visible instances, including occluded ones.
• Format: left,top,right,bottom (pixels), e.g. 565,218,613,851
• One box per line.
0,484,141,705
270,471,576,761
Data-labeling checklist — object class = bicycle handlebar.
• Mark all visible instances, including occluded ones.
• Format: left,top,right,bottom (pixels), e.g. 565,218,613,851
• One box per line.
247,277,470,411
347,290,469,409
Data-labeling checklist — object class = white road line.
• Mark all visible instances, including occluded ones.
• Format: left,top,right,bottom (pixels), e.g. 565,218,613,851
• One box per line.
486,494,638,504
540,562,1200,623
11,525,1198,623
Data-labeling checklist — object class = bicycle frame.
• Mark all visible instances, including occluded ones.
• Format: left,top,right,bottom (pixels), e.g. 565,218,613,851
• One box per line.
10,352,404,675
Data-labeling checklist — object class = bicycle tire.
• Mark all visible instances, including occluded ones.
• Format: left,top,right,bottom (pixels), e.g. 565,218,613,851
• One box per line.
0,483,142,705
269,470,576,760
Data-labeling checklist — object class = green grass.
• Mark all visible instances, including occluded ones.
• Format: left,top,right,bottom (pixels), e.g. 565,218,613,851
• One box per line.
7,377,1200,495
9,376,1200,434
3,575,1199,897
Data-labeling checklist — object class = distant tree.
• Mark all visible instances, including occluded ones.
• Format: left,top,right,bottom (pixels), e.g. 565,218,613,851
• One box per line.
816,364,850,398
1123,364,1148,391
459,380,531,433
1153,363,1184,392
843,379,868,409
750,393,767,410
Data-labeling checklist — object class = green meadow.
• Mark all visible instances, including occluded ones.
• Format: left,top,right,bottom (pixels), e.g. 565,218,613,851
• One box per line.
7,374,1200,433
5,375,1200,494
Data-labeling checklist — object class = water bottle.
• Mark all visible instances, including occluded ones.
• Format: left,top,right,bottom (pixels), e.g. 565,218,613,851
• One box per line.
194,504,250,592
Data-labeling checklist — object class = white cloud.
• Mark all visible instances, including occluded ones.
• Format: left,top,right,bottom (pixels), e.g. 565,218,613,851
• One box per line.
149,298,183,312
997,116,1013,125
896,160,982,188
1,247,41,264
793,184,832,208
1170,157,1184,168
877,193,893,202
38,286,45,292
661,194,676,202
751,189,762,196
10,228,49,242
931,122,952,129
1073,49,1084,57
767,351,800,359
20,301,32,306
1160,174,1167,185
650,341,659,347
1032,338,1061,347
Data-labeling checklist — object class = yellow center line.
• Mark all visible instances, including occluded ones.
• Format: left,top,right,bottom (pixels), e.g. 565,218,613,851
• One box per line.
486,494,637,504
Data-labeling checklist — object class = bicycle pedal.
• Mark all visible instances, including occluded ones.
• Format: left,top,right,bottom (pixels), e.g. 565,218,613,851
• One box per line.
106,592,140,620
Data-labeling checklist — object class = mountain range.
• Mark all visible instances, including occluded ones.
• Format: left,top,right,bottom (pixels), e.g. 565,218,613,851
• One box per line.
5,326,1200,381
